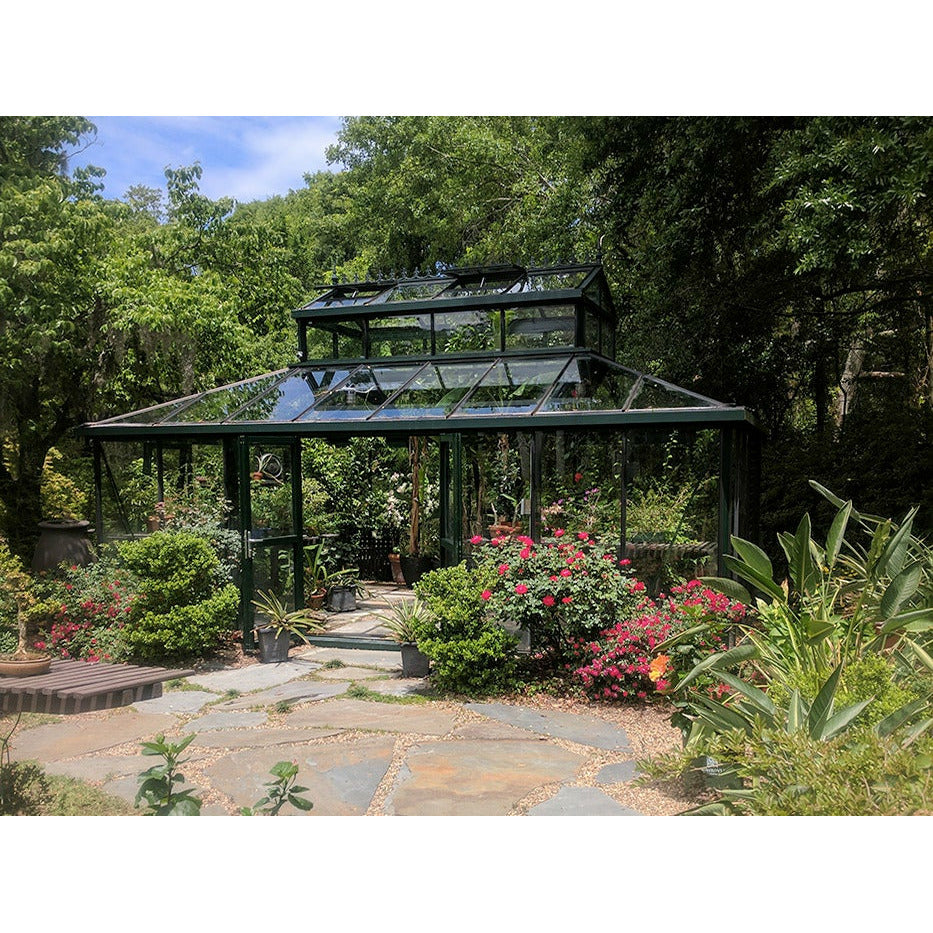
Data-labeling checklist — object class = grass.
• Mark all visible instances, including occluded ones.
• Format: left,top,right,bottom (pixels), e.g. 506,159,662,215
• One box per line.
321,659,346,669
1,760,135,815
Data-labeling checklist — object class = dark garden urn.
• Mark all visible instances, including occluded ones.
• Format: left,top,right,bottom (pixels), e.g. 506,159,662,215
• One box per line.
32,519,95,573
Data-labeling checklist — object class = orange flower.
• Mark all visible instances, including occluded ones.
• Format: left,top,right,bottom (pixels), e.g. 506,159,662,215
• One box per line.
648,654,672,682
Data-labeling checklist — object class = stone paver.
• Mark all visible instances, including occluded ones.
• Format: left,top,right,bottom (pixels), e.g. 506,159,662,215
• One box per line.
193,726,342,749
187,658,319,692
527,786,641,816
43,753,152,783
596,760,639,784
314,666,384,681
285,697,458,735
185,710,268,732
132,690,217,714
385,739,583,816
298,647,401,671
365,678,435,697
203,736,396,815
466,702,632,751
214,680,348,709
10,712,178,762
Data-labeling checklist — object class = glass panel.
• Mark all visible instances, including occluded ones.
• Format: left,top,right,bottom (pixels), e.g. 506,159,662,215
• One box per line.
300,363,424,420
434,309,499,353
163,373,288,424
454,358,567,416
629,377,719,409
370,361,490,420
505,304,576,349
441,271,523,299
103,396,200,425
302,284,390,308
584,308,600,353
367,314,433,357
370,280,451,303
230,369,350,422
540,358,638,412
249,443,296,537
521,269,590,291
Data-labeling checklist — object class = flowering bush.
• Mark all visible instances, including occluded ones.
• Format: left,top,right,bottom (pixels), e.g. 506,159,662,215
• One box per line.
569,580,747,702
471,530,641,655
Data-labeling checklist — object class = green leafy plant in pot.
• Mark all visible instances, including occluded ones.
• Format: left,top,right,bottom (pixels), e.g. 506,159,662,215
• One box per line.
252,590,326,663
372,597,432,677
322,566,360,613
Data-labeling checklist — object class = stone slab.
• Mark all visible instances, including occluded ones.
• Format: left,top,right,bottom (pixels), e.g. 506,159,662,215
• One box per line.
596,760,639,784
43,753,152,782
9,711,179,762
385,739,583,816
527,785,642,816
466,703,631,751
132,690,217,714
215,681,348,710
364,678,433,698
186,658,320,692
185,710,269,732
285,698,457,735
314,666,384,681
296,647,401,671
451,719,546,741
193,727,342,749
202,735,396,815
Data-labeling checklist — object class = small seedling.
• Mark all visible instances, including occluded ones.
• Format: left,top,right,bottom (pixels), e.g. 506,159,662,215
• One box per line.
135,733,202,815
322,658,346,669
240,760,313,816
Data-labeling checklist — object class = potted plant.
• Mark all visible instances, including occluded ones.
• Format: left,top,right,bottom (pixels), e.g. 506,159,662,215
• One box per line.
0,601,51,678
323,566,360,613
373,597,432,677
251,590,326,663
303,541,328,609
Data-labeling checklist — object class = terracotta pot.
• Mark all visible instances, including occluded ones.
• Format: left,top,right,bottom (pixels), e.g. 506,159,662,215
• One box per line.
306,589,326,610
0,653,52,677
388,553,406,586
487,522,523,539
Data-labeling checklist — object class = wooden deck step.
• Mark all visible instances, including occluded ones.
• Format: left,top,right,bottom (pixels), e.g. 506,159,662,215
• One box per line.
0,659,195,714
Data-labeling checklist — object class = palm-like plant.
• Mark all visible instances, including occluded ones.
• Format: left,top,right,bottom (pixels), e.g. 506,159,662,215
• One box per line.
251,590,326,646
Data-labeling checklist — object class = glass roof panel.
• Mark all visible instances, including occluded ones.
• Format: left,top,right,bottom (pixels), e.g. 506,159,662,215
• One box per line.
540,357,639,412
434,310,499,353
369,360,493,420
453,358,568,417
441,271,523,299
229,368,351,422
299,363,425,421
100,396,200,425
302,284,391,309
629,376,720,410
370,280,451,303
160,372,288,424
520,269,590,291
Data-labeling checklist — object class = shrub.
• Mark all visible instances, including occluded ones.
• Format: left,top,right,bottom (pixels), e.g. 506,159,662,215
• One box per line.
0,537,34,633
470,530,640,654
413,564,518,694
123,584,239,663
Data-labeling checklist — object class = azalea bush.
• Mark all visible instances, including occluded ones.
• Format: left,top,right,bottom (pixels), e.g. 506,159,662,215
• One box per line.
569,581,746,702
470,529,641,655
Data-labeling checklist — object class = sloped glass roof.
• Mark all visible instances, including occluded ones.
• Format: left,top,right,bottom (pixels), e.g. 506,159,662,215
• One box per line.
82,352,753,437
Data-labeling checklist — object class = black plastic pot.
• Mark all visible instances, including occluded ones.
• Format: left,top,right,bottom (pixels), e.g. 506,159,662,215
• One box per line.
255,626,291,663
400,555,439,587
400,643,430,678
326,585,357,613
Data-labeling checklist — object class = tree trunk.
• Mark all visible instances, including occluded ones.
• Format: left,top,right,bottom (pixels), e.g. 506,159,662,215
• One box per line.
835,342,866,431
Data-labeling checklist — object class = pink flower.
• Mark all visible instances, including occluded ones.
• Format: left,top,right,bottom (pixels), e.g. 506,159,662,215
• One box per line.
515,584,528,595
577,531,589,540
619,558,631,566
481,589,492,601
498,563,509,575
542,595,555,607
554,528,565,537
560,568,572,577
470,535,483,545
562,596,572,604
630,581,646,593
520,547,531,559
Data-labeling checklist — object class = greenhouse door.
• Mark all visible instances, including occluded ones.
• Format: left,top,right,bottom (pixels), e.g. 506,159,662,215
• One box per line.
438,433,463,567
237,436,304,647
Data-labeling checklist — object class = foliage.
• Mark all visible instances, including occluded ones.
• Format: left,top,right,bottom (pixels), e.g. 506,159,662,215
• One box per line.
471,530,640,654
135,732,203,815
240,760,314,816
413,563,518,694
251,589,325,645
0,536,34,649
372,597,432,644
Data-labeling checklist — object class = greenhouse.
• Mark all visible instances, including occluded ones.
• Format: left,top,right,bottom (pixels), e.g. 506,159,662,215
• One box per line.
78,262,761,646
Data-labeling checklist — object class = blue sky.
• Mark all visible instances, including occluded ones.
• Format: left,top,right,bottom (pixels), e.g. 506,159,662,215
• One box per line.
71,116,346,204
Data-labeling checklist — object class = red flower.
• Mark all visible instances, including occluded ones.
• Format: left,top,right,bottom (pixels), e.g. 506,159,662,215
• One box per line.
554,528,565,537
515,583,529,595
574,472,583,482
481,589,492,601
562,596,572,604
542,595,555,607
577,531,589,541
520,547,531,559
619,558,631,566
470,535,484,545
498,563,509,575
560,568,572,577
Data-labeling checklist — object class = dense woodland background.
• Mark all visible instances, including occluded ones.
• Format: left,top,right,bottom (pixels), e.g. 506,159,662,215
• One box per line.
1,115,930,559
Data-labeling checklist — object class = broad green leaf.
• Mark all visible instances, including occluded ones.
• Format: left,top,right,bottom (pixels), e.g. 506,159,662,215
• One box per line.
674,642,758,691
903,638,933,672
683,801,732,815
808,481,883,524
875,508,918,579
722,554,786,603
168,796,202,816
875,697,930,739
821,699,873,740
696,576,752,605
731,536,774,582
803,614,835,644
693,697,754,735
289,796,314,811
787,690,805,733
714,671,777,718
807,665,842,738
825,501,852,571
879,563,922,619
881,608,933,634
901,717,933,747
